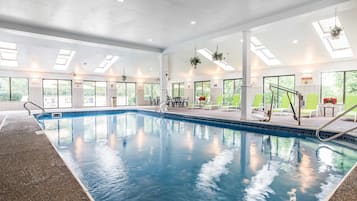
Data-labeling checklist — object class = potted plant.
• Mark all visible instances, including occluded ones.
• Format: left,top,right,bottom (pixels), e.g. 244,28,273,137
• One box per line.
189,47,201,69
212,45,224,61
330,9,343,40
190,56,201,69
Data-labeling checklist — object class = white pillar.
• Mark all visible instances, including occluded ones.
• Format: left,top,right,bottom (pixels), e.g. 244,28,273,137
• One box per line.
241,31,252,120
159,54,169,112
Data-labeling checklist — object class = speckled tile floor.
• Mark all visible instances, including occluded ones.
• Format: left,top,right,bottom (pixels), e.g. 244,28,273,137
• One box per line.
0,113,91,201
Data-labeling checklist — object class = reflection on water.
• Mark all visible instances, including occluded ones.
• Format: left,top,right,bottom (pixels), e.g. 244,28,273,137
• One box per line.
41,113,357,201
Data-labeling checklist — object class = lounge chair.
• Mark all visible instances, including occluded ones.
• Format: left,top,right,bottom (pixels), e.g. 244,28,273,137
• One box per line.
252,94,263,111
341,95,357,122
222,94,240,111
273,94,292,113
301,93,319,118
203,95,223,110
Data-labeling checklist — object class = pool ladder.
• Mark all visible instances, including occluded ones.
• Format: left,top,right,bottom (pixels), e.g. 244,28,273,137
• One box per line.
316,104,357,142
24,101,45,116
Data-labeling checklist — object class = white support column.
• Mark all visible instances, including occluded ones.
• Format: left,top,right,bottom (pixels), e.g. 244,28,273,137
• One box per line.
159,53,169,112
241,31,252,120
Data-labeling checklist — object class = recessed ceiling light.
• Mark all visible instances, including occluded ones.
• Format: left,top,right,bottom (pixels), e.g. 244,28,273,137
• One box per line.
190,21,197,25
292,40,299,44
117,0,124,2
148,38,153,42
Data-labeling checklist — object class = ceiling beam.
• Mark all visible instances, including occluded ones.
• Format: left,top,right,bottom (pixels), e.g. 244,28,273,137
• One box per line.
164,0,349,53
0,16,164,53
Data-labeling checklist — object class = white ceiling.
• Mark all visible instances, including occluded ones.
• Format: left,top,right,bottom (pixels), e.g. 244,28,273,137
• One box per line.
169,1,357,80
0,0,355,79
0,30,160,78
0,0,344,48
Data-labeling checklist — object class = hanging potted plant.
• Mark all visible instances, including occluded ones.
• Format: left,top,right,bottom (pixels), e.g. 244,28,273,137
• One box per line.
189,47,201,69
212,45,224,61
330,8,343,39
122,67,127,81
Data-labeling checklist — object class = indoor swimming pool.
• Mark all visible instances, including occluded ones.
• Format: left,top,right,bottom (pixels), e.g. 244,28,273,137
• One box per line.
38,111,357,201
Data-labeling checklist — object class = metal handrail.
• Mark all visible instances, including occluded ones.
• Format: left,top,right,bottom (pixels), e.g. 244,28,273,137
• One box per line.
24,101,45,116
264,84,303,125
316,104,357,142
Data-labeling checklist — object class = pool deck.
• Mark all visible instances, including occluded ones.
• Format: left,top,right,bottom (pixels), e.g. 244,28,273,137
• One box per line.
0,112,92,201
0,107,356,201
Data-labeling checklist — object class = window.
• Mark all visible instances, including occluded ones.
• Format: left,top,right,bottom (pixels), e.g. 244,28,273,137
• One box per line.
83,81,107,107
0,77,28,101
263,75,295,108
197,48,235,71
172,82,185,97
321,70,357,103
194,81,210,103
312,17,353,58
95,55,119,73
250,37,280,66
95,82,107,106
0,41,18,67
223,79,242,104
53,49,75,70
116,82,136,106
144,83,160,101
43,79,72,108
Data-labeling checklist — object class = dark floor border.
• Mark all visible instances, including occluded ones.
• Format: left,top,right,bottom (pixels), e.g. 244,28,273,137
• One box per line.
35,109,357,145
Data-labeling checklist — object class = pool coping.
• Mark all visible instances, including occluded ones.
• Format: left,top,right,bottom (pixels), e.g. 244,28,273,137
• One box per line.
325,163,357,201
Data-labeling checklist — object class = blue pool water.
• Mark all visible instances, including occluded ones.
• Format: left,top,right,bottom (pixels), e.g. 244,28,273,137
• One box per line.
40,112,357,201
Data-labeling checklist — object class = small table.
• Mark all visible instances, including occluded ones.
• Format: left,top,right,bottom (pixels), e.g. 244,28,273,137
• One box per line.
323,105,336,117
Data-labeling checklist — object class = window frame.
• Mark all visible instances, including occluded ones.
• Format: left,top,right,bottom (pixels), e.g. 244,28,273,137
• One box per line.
263,74,295,107
83,80,107,107
223,78,242,104
116,82,137,106
42,79,72,109
194,80,211,103
172,82,185,97
0,76,29,102
320,70,357,104
144,83,160,101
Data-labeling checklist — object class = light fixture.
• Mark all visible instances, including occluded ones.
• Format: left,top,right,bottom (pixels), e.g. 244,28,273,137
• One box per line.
117,0,124,2
301,73,313,84
94,55,119,73
148,38,153,42
0,41,18,67
197,48,234,71
190,21,197,25
292,40,299,44
53,49,75,70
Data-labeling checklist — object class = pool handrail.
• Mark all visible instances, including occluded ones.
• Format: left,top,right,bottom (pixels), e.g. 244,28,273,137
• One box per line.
24,101,45,116
316,104,357,142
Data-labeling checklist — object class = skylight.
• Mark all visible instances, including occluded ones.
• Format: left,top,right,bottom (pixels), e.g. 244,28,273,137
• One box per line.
250,37,280,66
196,48,235,71
53,49,75,70
94,55,119,73
312,16,353,59
0,41,18,67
